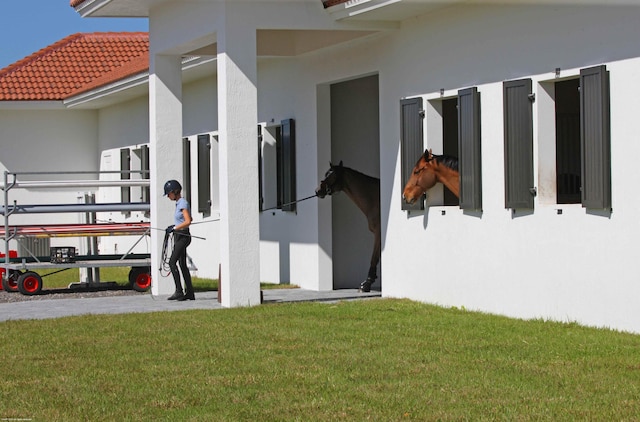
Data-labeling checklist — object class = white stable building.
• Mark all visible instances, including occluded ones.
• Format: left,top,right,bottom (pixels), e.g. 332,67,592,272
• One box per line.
2,0,640,333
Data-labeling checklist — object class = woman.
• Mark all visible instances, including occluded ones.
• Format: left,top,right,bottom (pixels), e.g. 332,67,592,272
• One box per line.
164,179,195,301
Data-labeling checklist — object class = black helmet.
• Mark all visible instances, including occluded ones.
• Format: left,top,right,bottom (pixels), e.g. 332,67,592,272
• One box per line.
163,179,182,196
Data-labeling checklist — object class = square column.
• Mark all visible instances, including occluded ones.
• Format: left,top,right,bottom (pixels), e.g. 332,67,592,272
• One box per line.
217,10,261,307
149,54,183,296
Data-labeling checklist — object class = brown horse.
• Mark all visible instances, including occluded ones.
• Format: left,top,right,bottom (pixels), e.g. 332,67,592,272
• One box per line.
403,149,460,204
316,161,380,293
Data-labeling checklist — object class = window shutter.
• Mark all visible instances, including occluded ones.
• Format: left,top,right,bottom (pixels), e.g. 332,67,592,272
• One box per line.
197,134,211,214
580,65,611,210
400,97,425,211
503,79,534,209
279,119,296,212
258,125,264,211
120,148,130,203
140,145,150,203
458,87,482,210
182,138,192,207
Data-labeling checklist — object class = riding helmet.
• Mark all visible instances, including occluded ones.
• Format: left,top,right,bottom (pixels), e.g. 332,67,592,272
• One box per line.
163,179,182,196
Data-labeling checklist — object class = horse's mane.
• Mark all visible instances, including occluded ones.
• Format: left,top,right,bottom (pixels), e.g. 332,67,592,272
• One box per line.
421,151,459,172
434,154,459,172
339,165,380,183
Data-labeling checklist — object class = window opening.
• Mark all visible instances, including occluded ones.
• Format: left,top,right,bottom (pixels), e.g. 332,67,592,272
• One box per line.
442,98,459,206
555,79,581,204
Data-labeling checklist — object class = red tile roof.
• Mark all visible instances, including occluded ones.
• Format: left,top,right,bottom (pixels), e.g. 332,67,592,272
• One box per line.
0,32,149,101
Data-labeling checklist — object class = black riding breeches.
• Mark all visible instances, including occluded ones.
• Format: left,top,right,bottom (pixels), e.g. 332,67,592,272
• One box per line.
169,230,193,292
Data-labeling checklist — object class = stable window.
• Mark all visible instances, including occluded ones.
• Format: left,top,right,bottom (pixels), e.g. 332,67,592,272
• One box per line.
539,65,610,209
259,119,296,212
555,79,581,204
120,145,149,210
423,88,481,209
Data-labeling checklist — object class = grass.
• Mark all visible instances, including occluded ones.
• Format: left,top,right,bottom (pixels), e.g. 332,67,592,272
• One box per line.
28,267,296,291
1,299,639,420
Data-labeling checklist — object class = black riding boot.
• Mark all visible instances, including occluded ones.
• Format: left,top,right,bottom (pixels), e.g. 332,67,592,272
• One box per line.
178,275,195,301
167,280,184,300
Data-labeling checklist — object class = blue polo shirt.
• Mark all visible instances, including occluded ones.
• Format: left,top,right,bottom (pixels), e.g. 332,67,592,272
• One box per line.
174,197,190,226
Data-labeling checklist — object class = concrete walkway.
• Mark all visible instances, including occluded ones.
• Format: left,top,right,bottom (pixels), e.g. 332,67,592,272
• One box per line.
0,289,381,322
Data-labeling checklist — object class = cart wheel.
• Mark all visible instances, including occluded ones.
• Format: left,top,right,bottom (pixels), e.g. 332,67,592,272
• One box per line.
129,267,152,292
2,270,22,292
17,271,43,295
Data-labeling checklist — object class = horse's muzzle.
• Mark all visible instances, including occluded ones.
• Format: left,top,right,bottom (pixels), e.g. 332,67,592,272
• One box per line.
315,187,327,199
403,194,417,205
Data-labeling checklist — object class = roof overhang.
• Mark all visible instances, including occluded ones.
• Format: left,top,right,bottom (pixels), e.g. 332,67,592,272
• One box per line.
64,56,216,109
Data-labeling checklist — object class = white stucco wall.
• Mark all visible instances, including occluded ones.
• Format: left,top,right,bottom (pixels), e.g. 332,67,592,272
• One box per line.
0,109,100,254
372,4,640,333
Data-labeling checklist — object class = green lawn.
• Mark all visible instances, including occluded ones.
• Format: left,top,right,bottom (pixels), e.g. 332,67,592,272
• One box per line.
22,267,295,292
1,298,638,420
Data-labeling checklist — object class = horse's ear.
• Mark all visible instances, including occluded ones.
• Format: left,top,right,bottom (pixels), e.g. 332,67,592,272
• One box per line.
339,160,343,167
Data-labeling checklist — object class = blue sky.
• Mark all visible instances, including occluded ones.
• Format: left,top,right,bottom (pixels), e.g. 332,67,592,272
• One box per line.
0,1,148,70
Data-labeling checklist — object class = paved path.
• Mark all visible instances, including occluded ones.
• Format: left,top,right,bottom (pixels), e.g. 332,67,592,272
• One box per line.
0,289,381,322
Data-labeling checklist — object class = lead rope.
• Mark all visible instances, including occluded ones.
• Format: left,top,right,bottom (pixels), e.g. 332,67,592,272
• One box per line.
159,230,172,275
261,193,318,212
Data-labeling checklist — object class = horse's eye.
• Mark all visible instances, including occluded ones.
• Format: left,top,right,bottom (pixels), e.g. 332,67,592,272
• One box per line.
413,168,423,175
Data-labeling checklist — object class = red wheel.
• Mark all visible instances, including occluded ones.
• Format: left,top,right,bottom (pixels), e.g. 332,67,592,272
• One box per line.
17,271,43,295
2,270,22,292
129,267,151,292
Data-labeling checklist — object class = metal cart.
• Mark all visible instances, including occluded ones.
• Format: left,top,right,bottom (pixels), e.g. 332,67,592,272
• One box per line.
1,170,152,295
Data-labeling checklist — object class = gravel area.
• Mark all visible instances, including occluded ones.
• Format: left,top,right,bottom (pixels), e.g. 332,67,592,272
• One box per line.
0,287,147,304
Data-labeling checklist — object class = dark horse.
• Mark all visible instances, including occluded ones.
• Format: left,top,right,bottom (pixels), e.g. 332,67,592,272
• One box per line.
402,149,460,204
316,161,380,293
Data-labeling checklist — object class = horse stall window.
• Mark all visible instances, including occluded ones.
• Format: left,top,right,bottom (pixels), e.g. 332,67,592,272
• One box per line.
442,98,460,206
555,79,581,204
260,120,296,212
128,145,145,205
400,97,425,211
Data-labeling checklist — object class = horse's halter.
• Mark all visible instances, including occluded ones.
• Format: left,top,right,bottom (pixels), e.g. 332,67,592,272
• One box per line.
320,168,338,195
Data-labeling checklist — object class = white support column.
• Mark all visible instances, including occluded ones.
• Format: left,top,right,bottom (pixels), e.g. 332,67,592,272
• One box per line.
149,54,183,296
216,6,261,307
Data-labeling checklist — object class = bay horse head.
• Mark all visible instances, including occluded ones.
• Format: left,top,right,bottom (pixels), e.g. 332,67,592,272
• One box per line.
316,161,345,198
403,149,460,204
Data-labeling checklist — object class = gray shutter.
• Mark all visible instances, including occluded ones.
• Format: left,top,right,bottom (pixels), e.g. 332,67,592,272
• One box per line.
258,125,264,211
120,148,130,203
280,119,296,212
580,65,611,210
400,97,424,211
182,138,192,207
140,145,150,203
503,79,534,209
197,134,211,214
458,87,482,210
